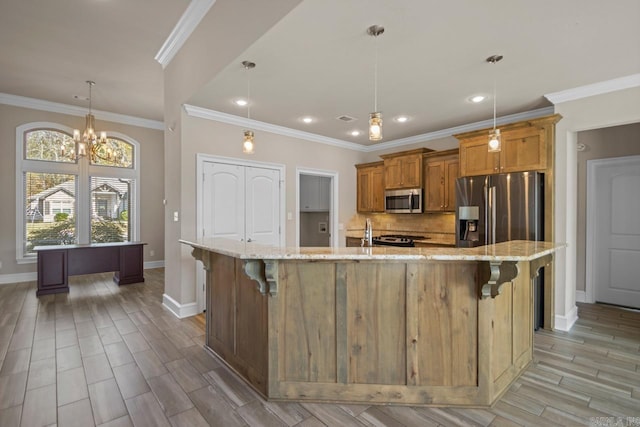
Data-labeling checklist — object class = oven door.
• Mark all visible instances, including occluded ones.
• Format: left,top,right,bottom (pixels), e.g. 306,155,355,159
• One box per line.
385,188,423,213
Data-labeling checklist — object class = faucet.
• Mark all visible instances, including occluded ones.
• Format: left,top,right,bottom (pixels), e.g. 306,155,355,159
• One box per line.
362,218,373,247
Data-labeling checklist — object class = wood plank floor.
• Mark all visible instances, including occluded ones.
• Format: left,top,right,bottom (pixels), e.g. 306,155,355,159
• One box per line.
0,269,639,426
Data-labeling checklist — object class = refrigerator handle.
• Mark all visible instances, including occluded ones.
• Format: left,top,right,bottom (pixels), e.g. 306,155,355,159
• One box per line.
489,186,497,245
484,184,490,245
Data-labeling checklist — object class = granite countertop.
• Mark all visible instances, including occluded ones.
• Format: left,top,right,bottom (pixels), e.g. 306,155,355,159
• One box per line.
180,238,564,262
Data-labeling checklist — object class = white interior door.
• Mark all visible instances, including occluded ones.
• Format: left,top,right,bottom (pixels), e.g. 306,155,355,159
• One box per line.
198,158,283,312
202,162,245,240
245,167,280,245
590,155,640,308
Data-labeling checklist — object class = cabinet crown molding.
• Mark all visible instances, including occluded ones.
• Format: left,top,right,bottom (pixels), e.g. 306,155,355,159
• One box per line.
379,147,433,159
453,114,562,141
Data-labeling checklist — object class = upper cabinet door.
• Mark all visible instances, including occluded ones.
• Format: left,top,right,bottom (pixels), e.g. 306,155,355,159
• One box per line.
424,161,445,211
382,149,429,189
384,157,403,189
356,162,385,213
500,127,546,173
401,154,423,188
459,137,499,177
423,150,459,212
444,158,459,211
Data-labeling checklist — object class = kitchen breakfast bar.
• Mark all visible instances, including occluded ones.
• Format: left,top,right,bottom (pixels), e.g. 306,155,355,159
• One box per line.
180,238,562,407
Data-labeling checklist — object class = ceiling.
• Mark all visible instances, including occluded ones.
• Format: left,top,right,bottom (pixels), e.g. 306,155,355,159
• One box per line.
0,0,190,121
2,0,639,145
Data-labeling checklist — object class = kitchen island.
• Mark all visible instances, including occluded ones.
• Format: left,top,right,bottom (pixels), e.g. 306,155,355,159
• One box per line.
180,238,562,407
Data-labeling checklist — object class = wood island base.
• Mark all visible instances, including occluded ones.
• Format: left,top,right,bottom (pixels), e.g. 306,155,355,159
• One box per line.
186,241,558,407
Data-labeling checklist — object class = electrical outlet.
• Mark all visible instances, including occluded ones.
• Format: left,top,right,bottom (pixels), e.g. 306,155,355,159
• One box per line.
149,250,155,257
173,211,179,222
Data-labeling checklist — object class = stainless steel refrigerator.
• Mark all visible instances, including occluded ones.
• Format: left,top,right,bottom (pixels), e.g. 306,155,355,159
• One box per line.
455,171,545,329
455,171,544,247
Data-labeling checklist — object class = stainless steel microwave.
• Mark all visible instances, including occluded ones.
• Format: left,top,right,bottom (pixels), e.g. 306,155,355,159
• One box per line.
384,188,423,213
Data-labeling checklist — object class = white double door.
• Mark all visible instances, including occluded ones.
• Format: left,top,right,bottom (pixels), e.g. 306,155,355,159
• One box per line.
202,161,282,245
197,159,282,312
589,155,640,308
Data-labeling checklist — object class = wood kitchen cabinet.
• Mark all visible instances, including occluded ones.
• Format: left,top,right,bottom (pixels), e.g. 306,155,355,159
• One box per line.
424,149,459,212
356,161,385,212
380,148,431,189
456,115,561,177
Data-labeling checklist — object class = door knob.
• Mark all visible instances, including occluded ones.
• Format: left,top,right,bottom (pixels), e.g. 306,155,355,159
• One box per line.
247,238,253,242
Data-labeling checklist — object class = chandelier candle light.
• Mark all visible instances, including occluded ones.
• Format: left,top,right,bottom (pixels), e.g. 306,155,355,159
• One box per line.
487,54,503,152
74,80,107,158
242,60,256,154
368,25,384,141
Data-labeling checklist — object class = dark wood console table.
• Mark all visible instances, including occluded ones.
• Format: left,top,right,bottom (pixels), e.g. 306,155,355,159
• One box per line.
34,242,146,296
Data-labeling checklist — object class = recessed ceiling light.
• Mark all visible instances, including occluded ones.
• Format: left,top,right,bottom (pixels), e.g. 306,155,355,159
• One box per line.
302,117,313,124
394,116,409,123
470,95,486,103
234,99,248,106
350,130,361,137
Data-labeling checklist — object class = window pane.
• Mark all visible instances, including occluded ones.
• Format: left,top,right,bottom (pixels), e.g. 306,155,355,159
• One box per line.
90,138,133,168
25,129,76,163
90,177,133,243
25,173,76,255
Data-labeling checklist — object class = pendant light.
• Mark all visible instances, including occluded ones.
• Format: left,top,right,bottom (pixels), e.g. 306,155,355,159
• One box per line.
367,25,384,141
241,60,256,154
487,55,503,152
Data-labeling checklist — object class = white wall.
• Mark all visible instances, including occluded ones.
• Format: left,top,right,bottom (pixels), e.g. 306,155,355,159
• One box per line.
175,113,365,306
552,86,640,330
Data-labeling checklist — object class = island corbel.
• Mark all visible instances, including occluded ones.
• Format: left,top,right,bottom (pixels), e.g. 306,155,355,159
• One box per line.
480,260,519,298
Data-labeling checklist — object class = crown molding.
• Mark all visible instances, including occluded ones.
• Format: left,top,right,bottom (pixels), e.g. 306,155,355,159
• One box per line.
183,104,365,151
184,104,555,153
0,93,165,130
544,74,640,104
360,107,555,152
155,0,217,69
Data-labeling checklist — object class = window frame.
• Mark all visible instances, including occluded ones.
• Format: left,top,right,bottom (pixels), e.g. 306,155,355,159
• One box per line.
16,122,141,264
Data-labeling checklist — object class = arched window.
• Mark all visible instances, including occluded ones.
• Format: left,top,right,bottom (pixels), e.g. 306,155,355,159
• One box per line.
16,122,140,262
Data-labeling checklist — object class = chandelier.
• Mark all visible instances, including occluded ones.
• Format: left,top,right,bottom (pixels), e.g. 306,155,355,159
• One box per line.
73,80,112,162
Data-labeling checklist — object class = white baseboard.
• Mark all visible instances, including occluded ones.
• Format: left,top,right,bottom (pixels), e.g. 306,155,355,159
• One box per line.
575,290,586,303
554,305,579,331
162,293,199,319
144,260,165,269
0,272,37,285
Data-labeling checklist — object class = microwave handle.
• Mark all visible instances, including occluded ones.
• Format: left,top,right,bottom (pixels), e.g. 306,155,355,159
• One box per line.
408,192,413,213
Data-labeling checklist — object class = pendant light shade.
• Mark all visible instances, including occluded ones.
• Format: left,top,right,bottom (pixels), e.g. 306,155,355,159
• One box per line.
488,128,501,152
369,112,382,141
241,60,256,154
367,25,384,142
243,130,255,154
487,55,503,152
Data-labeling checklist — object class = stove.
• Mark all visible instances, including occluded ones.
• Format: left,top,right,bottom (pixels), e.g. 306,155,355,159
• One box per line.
372,234,427,247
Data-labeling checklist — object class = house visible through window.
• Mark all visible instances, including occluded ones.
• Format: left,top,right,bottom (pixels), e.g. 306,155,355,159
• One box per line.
17,124,140,261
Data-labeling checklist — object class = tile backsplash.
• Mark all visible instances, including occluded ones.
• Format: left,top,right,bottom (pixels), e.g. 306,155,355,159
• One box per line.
346,212,456,244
